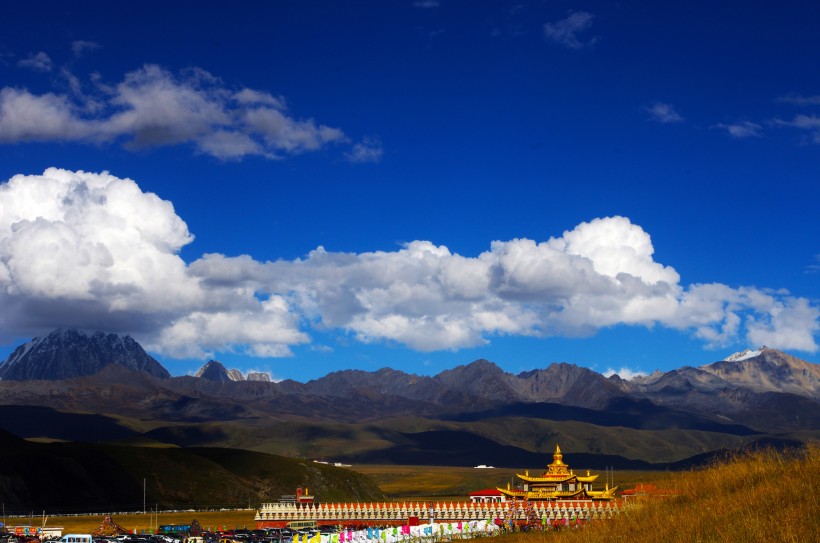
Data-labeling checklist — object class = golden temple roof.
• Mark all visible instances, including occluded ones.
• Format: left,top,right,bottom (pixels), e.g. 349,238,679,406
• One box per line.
498,444,615,501
516,473,576,483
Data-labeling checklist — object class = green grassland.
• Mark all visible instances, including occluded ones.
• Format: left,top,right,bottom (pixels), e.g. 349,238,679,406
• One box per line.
139,415,785,466
8,404,815,469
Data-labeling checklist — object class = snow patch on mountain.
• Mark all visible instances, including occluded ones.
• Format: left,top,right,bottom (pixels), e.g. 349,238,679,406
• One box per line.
723,349,762,363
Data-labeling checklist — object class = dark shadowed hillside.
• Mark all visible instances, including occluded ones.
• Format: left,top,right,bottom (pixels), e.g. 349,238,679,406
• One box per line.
0,431,383,514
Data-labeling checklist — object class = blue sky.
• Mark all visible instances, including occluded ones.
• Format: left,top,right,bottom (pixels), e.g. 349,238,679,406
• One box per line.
0,1,818,381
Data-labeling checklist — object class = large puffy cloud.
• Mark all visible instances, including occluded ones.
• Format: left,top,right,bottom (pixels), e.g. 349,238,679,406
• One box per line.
0,65,351,160
256,219,684,348
0,168,306,358
1,168,817,359
192,219,817,354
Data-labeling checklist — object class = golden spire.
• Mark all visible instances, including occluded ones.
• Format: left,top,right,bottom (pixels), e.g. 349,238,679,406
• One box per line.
552,444,566,465
547,443,569,475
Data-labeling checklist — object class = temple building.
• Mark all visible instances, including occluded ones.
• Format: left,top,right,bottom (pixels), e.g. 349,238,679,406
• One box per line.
497,445,617,501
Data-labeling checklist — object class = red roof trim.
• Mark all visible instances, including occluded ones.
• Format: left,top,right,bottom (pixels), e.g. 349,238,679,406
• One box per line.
468,489,503,496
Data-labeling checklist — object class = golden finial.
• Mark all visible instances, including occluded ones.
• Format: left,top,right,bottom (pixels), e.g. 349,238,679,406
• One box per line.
555,444,562,454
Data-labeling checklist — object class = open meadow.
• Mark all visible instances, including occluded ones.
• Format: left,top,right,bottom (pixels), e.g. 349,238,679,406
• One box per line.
348,464,668,502
15,445,818,543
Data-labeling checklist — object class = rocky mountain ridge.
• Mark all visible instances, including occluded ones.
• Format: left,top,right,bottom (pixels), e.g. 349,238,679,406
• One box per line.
0,331,817,454
194,359,272,382
16,336,791,504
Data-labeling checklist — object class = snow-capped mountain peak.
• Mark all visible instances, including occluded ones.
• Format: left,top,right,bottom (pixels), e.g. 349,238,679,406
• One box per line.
723,349,762,363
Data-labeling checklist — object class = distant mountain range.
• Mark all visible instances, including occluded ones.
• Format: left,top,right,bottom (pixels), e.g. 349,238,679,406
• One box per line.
0,329,817,471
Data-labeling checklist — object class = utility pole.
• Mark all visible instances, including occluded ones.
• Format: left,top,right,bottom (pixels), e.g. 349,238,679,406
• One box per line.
143,479,146,515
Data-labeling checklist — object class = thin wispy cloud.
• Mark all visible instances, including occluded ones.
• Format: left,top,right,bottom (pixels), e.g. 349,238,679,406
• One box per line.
808,255,820,274
767,90,820,144
776,93,820,106
345,137,384,163
71,40,100,58
17,51,53,72
544,11,597,49
646,102,684,123
1,169,816,359
774,114,820,144
0,64,378,161
715,121,762,138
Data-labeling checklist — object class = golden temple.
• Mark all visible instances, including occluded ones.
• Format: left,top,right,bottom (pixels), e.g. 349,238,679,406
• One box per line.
497,444,617,501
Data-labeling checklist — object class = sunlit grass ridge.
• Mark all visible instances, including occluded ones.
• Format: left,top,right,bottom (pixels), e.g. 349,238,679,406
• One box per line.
500,444,819,543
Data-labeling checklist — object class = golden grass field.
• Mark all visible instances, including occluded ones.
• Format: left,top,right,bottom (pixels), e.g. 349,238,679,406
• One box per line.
16,445,819,542
496,445,820,543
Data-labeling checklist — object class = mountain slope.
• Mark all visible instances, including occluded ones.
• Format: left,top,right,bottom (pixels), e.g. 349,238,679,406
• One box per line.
0,329,169,380
196,360,233,382
699,347,819,399
0,437,383,512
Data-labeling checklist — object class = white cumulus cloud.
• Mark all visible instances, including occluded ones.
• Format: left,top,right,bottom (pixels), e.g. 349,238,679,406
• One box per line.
603,367,648,380
0,169,817,360
0,168,307,358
